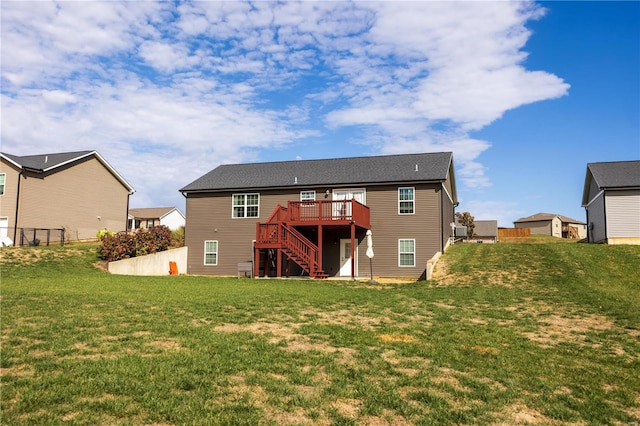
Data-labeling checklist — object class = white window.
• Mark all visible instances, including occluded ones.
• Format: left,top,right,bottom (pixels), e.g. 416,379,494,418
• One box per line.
232,193,259,218
398,187,415,214
204,240,218,265
300,191,316,201
398,239,415,267
0,173,5,196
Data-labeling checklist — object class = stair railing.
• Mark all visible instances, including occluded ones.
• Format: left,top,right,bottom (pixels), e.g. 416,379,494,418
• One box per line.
280,223,320,276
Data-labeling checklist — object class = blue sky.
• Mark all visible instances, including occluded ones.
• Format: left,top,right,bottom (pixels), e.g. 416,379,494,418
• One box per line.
2,1,638,227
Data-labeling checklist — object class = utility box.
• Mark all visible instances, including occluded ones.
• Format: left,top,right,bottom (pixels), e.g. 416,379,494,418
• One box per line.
455,226,467,238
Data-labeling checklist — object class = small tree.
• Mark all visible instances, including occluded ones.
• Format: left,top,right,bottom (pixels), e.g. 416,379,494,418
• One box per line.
455,211,476,240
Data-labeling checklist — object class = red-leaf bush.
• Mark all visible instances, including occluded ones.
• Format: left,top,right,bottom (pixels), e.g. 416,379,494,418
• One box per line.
98,226,173,261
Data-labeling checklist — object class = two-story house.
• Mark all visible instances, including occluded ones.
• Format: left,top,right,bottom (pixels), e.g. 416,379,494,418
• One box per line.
180,152,458,280
0,151,135,245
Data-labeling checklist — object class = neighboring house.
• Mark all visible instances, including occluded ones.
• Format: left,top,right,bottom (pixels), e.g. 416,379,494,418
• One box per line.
0,150,135,245
582,160,640,245
180,152,458,279
514,213,587,239
128,207,185,231
467,220,498,243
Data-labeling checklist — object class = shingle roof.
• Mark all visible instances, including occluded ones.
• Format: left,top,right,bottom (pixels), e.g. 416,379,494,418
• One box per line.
1,150,135,193
1,151,94,171
181,152,454,194
514,212,585,225
587,160,640,188
128,207,183,219
582,160,640,205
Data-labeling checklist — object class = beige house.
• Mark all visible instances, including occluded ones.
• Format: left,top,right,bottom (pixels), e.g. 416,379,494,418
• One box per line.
514,213,587,239
180,152,458,280
465,220,498,243
0,151,135,245
128,207,185,231
582,160,640,245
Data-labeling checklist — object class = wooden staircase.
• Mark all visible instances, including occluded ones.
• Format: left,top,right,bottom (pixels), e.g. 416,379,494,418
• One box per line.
256,205,328,279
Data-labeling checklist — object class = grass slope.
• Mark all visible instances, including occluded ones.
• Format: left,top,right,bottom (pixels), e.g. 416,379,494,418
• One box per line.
1,242,639,425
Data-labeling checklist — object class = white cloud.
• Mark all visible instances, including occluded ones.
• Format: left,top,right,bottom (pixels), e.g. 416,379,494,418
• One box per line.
1,1,569,211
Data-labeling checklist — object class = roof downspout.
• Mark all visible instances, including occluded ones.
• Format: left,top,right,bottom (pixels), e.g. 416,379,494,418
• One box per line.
13,171,23,245
126,192,131,232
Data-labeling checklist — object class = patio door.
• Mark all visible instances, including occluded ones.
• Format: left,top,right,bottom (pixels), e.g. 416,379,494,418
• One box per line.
339,238,358,277
333,189,365,218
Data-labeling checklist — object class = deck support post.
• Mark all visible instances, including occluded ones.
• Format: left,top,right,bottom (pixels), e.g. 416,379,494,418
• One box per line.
276,249,282,278
254,247,260,278
318,224,323,278
350,222,355,279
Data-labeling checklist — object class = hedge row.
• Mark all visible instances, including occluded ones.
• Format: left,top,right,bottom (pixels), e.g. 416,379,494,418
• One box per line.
98,226,173,262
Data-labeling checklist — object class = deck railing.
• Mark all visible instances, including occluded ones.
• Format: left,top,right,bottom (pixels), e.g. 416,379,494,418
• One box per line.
287,200,370,228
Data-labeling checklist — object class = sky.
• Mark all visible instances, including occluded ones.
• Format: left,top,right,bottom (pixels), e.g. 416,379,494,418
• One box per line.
2,1,638,227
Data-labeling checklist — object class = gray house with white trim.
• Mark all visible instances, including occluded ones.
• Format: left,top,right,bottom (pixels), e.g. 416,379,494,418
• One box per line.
582,160,640,244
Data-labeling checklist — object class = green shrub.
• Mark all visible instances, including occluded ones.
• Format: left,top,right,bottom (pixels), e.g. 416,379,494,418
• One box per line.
97,228,115,240
97,226,173,261
171,226,185,248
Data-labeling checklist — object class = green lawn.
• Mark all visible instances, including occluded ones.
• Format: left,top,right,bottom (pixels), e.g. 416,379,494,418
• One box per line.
1,242,639,425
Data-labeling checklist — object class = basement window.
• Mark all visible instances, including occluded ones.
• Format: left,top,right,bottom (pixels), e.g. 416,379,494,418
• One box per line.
398,239,415,267
204,240,218,265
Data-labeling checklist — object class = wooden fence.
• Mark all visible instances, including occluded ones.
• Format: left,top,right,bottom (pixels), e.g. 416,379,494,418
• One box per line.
498,228,531,239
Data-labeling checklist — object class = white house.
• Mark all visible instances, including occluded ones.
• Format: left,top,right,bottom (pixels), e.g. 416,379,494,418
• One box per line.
128,207,185,231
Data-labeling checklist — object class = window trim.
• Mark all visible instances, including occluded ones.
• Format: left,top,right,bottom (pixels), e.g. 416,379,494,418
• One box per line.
232,193,260,219
204,240,218,266
300,190,316,201
398,187,415,215
398,239,416,267
0,173,5,196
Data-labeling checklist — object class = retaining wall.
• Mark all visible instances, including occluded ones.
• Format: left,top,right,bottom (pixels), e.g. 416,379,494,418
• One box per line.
108,247,188,276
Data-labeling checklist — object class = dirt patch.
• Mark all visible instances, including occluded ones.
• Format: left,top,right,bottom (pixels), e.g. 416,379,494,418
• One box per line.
146,338,183,351
495,403,559,425
332,398,362,419
378,333,419,344
300,308,385,329
0,364,34,377
523,313,617,348
0,247,85,266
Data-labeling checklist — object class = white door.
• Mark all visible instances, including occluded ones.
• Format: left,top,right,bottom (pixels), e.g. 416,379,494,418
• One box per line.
333,189,365,218
339,239,358,277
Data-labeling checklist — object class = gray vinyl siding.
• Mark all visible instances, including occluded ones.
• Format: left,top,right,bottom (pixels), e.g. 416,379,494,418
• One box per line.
587,192,606,243
17,157,130,240
441,190,454,250
587,175,601,203
605,190,640,238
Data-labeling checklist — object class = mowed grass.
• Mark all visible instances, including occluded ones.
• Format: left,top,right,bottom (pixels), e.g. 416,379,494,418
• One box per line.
1,241,639,425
